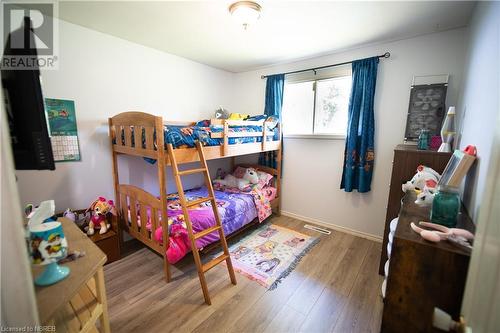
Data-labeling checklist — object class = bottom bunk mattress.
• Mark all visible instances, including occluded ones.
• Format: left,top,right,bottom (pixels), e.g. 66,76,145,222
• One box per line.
128,186,277,263
168,187,258,248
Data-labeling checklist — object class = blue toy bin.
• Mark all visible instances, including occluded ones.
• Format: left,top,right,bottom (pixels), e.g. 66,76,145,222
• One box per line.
29,221,70,286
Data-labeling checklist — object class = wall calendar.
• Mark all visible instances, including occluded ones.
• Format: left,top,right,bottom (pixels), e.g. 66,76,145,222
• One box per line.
45,98,81,162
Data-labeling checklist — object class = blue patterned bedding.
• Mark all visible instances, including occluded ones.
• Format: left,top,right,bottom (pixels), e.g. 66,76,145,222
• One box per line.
114,117,280,164
117,123,278,148
164,124,278,148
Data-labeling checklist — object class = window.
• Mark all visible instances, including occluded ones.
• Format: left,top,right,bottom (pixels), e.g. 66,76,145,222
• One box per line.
282,69,352,137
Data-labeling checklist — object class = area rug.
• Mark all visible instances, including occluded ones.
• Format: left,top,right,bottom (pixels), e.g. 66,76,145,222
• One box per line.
227,224,319,290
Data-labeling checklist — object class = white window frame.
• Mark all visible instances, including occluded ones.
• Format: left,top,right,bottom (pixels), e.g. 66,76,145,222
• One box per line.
282,64,352,140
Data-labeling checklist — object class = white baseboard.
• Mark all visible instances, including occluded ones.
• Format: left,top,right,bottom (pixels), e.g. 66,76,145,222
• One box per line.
281,211,383,243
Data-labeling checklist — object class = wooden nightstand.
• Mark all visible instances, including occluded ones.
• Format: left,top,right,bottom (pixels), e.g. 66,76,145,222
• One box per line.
88,215,120,264
33,218,111,333
57,210,121,264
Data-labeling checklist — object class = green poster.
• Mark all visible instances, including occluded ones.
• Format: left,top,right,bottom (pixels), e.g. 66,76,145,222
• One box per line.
45,98,81,162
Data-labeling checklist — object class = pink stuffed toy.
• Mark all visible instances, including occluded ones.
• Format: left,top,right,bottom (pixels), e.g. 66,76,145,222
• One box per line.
410,221,474,249
154,224,190,264
86,197,116,235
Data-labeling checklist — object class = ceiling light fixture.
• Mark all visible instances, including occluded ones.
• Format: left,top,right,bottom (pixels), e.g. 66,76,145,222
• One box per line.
229,1,262,30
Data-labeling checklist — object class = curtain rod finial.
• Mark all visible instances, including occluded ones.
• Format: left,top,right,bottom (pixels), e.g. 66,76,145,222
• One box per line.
261,75,266,79
384,52,390,58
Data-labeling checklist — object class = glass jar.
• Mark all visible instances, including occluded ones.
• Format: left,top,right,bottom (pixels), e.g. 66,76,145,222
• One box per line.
430,185,460,227
417,129,430,150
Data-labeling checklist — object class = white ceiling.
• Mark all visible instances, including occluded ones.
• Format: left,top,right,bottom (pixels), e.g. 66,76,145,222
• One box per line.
58,1,475,73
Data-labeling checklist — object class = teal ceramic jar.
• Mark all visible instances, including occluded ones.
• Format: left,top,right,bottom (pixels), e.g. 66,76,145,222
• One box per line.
430,186,460,227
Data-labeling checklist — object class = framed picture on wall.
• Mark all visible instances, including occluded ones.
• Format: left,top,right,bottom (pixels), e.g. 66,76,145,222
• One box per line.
404,83,448,142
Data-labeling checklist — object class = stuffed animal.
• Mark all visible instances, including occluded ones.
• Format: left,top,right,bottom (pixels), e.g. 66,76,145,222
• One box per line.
86,197,117,235
63,208,76,222
402,165,440,193
228,113,249,121
415,184,438,206
63,208,90,231
213,167,259,190
402,165,441,206
214,107,229,119
410,221,474,247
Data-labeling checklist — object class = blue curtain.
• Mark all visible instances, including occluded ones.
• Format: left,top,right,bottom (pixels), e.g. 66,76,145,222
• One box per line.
341,57,379,193
259,74,285,169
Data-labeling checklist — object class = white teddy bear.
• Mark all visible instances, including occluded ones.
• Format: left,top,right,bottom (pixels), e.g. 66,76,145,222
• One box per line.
213,168,259,190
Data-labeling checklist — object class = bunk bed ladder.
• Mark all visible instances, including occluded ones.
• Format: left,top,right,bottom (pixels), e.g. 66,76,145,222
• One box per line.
166,141,237,305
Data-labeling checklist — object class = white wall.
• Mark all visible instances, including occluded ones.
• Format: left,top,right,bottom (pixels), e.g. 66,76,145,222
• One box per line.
457,2,500,222
15,19,471,240
15,20,234,212
231,29,467,238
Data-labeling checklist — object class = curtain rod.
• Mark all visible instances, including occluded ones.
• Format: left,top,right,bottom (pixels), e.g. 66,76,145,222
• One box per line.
260,52,390,79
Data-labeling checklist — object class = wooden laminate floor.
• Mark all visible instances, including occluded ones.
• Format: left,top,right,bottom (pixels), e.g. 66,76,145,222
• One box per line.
104,216,384,333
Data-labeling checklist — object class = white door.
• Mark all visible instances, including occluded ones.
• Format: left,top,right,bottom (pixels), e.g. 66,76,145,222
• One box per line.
460,114,500,331
0,87,39,325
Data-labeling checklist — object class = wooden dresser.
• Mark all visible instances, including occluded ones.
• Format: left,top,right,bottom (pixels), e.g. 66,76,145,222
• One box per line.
379,145,452,275
381,192,474,332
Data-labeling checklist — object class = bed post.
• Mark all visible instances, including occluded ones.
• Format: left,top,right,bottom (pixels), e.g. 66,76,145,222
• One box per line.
262,121,268,151
108,118,124,248
276,122,282,216
156,116,171,282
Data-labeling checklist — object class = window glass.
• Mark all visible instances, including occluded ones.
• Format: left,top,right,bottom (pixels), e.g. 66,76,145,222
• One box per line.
282,81,315,135
314,76,352,135
282,73,352,136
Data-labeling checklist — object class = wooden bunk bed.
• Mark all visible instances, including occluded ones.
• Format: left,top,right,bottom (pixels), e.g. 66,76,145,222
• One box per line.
108,111,282,304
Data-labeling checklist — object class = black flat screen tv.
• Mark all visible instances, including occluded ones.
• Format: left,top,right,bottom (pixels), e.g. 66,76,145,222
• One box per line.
1,17,55,170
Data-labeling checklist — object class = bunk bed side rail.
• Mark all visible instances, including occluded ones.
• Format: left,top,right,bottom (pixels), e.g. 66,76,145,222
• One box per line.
235,163,279,176
117,184,165,254
211,119,265,126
